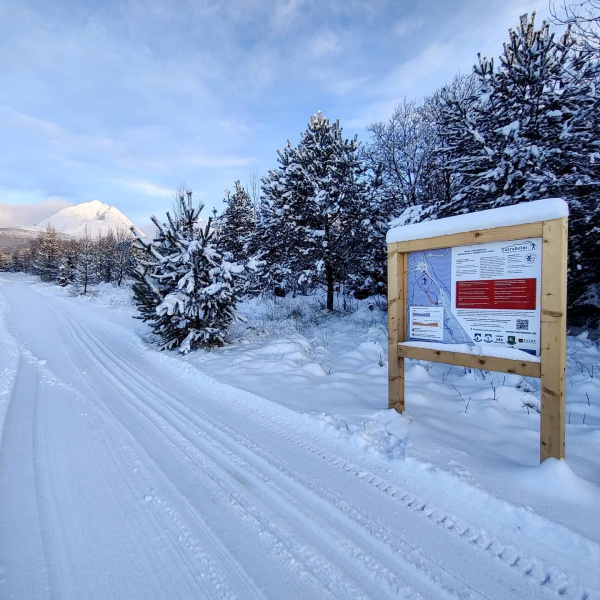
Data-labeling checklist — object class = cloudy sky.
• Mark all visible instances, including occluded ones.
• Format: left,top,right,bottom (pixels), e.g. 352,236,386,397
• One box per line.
0,0,551,228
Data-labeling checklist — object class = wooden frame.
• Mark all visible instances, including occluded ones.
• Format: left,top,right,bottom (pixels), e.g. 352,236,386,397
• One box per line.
388,218,568,463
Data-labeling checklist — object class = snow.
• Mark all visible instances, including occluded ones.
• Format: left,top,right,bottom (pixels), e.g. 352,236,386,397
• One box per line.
499,120,520,136
1,274,599,599
401,340,541,362
387,198,569,244
388,205,426,229
35,200,142,239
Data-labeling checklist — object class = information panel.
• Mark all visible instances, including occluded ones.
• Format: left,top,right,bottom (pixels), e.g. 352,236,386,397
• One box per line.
406,238,542,356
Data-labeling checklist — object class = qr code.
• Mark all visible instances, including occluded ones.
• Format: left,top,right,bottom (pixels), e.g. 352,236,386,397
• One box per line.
516,319,529,331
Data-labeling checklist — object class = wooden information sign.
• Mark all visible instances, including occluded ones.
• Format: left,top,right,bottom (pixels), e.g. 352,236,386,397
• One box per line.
386,200,568,463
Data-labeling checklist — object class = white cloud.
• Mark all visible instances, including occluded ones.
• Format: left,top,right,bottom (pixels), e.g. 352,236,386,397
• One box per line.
115,178,174,199
271,0,305,33
308,31,341,58
0,197,72,227
182,154,255,168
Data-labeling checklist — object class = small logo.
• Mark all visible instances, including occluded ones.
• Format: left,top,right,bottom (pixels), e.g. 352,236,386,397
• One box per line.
502,240,538,253
507,335,516,346
474,333,482,342
525,253,537,263
484,334,493,343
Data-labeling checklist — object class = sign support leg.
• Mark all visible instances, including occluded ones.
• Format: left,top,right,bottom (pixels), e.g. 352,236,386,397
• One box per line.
540,218,567,461
388,245,405,412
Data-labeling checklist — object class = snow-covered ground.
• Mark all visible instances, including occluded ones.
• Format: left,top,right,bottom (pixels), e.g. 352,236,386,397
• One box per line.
1,273,599,599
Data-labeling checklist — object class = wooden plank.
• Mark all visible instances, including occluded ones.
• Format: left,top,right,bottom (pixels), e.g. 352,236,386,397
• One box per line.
397,252,408,412
387,244,405,412
393,222,544,253
397,344,541,377
540,218,567,461
387,244,400,411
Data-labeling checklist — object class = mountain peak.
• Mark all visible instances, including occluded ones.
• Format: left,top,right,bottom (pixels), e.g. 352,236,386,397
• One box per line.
35,200,141,238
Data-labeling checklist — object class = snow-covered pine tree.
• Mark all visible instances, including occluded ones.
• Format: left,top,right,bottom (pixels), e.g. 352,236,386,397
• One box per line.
95,230,118,284
0,248,8,271
215,181,256,261
344,166,388,299
253,144,299,297
57,239,79,287
113,227,134,287
131,189,246,353
75,229,97,294
9,247,29,272
436,13,600,321
33,225,62,282
258,111,374,310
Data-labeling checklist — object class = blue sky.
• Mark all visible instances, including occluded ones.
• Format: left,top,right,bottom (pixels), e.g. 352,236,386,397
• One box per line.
0,0,550,229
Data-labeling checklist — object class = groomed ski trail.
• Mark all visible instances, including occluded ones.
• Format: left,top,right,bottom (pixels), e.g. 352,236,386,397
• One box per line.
0,276,598,600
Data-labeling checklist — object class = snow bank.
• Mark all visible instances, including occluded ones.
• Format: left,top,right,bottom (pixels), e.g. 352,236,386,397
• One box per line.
306,409,410,460
0,276,21,440
387,198,568,244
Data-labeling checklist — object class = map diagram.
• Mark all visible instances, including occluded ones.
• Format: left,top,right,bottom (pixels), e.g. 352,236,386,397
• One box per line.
407,249,471,344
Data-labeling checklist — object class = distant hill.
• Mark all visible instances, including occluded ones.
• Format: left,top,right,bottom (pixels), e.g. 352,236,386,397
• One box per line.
0,226,45,250
35,200,142,239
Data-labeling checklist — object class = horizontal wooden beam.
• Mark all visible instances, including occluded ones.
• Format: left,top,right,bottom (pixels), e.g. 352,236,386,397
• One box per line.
397,344,541,377
392,222,544,253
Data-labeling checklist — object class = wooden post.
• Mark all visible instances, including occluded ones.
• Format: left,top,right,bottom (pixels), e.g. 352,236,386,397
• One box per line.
540,218,568,461
387,244,405,412
398,251,407,412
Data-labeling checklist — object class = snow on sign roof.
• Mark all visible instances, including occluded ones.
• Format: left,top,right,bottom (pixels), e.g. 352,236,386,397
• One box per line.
386,198,569,244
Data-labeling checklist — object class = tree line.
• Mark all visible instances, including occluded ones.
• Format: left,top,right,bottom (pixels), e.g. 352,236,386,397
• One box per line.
0,225,134,293
213,11,600,325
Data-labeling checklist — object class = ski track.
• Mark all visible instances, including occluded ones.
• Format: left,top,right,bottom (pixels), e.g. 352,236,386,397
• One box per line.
0,278,598,600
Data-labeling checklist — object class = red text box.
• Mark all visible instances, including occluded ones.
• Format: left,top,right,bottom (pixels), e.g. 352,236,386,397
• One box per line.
456,278,537,310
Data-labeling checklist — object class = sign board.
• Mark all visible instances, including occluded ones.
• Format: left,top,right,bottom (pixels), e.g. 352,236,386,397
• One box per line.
407,238,542,356
387,204,568,464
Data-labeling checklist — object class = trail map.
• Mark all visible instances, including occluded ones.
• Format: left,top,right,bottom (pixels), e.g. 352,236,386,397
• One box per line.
406,239,542,356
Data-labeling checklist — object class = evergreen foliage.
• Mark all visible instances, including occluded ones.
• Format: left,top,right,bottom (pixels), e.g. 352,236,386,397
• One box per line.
0,248,8,271
435,12,600,319
33,225,62,282
257,111,375,310
131,189,246,353
75,229,97,294
9,247,31,273
57,240,79,286
96,230,118,284
215,181,256,261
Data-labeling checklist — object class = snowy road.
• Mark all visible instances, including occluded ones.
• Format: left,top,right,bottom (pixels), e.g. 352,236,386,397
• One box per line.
0,276,598,600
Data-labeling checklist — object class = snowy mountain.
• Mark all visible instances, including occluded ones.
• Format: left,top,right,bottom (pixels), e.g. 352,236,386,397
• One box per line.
35,200,142,238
